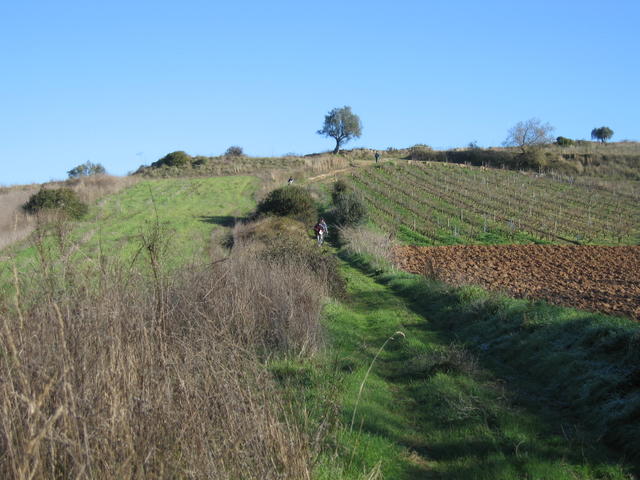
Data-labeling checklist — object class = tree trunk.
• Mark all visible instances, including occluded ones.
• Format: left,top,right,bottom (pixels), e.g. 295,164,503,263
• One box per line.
333,138,341,154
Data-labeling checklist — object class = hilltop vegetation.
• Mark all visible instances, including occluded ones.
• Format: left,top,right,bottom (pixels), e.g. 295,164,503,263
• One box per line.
395,141,640,180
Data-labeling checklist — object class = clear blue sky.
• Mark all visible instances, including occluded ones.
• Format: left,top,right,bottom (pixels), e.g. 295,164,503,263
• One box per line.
1,0,638,185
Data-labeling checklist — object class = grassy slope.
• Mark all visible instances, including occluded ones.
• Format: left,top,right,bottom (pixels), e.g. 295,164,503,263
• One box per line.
3,176,257,279
301,255,635,479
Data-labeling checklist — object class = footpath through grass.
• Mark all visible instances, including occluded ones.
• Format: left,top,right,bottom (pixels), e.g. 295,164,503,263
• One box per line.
301,253,635,479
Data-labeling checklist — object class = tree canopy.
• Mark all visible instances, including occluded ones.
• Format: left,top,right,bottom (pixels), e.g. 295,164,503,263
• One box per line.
503,118,555,153
317,106,362,154
224,146,245,157
67,161,106,178
591,127,614,143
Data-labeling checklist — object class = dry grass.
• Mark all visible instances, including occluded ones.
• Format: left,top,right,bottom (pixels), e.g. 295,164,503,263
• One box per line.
62,174,139,205
0,175,138,252
0,218,327,479
339,226,397,271
250,154,353,199
0,186,40,252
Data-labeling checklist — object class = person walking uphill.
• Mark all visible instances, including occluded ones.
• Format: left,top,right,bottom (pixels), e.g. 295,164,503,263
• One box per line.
314,218,329,246
320,218,328,235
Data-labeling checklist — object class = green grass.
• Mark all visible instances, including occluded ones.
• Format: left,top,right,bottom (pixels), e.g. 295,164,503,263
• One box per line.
277,252,636,479
2,176,258,279
82,176,257,263
338,250,639,474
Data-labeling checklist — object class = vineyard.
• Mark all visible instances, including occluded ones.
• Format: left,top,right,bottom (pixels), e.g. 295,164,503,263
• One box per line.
351,162,640,245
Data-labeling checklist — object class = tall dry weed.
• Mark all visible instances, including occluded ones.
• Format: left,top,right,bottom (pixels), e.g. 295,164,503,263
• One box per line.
63,174,139,205
0,186,40,251
0,225,324,478
339,226,396,271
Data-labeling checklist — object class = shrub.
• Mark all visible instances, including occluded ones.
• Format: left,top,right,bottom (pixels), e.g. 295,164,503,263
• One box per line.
331,181,366,226
151,151,192,168
409,144,433,161
556,136,575,147
256,186,317,224
334,192,367,226
260,236,346,298
331,179,349,203
23,188,89,219
233,216,310,247
224,146,245,157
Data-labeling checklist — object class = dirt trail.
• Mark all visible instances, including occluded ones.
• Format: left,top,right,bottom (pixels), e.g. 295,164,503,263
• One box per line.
393,245,640,320
305,167,354,182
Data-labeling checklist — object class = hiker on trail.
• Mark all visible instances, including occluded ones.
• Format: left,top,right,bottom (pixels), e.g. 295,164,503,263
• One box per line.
374,152,380,163
314,218,328,246
319,218,328,235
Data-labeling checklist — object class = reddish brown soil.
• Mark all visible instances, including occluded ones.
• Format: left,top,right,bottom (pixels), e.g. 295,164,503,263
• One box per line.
393,245,640,320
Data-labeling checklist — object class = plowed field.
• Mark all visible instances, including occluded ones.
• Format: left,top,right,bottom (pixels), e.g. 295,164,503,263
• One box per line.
393,245,640,320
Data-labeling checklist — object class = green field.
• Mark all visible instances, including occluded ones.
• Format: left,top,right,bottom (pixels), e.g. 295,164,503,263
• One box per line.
2,176,258,280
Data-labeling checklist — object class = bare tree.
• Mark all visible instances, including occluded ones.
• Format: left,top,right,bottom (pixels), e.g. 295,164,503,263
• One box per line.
503,118,555,154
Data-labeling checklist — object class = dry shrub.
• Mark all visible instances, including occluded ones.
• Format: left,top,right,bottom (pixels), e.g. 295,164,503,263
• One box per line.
0,231,323,478
232,216,310,246
174,248,327,357
232,217,345,299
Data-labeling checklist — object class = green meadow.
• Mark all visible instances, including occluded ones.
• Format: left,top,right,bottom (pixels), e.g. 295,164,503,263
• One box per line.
3,176,257,279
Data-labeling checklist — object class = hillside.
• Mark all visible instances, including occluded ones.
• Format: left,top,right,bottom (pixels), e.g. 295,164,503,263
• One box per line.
1,160,639,478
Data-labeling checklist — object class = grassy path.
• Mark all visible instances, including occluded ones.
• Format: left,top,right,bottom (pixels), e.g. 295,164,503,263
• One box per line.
315,257,633,479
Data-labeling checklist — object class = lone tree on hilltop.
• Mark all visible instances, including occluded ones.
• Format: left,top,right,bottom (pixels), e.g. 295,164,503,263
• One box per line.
503,118,555,154
67,161,106,178
224,146,245,157
317,106,362,154
591,126,614,144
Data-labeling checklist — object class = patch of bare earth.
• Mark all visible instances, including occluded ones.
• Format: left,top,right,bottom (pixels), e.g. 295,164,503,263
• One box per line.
393,245,640,320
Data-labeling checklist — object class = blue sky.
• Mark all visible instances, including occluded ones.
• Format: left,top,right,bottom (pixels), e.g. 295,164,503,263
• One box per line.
1,0,638,185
